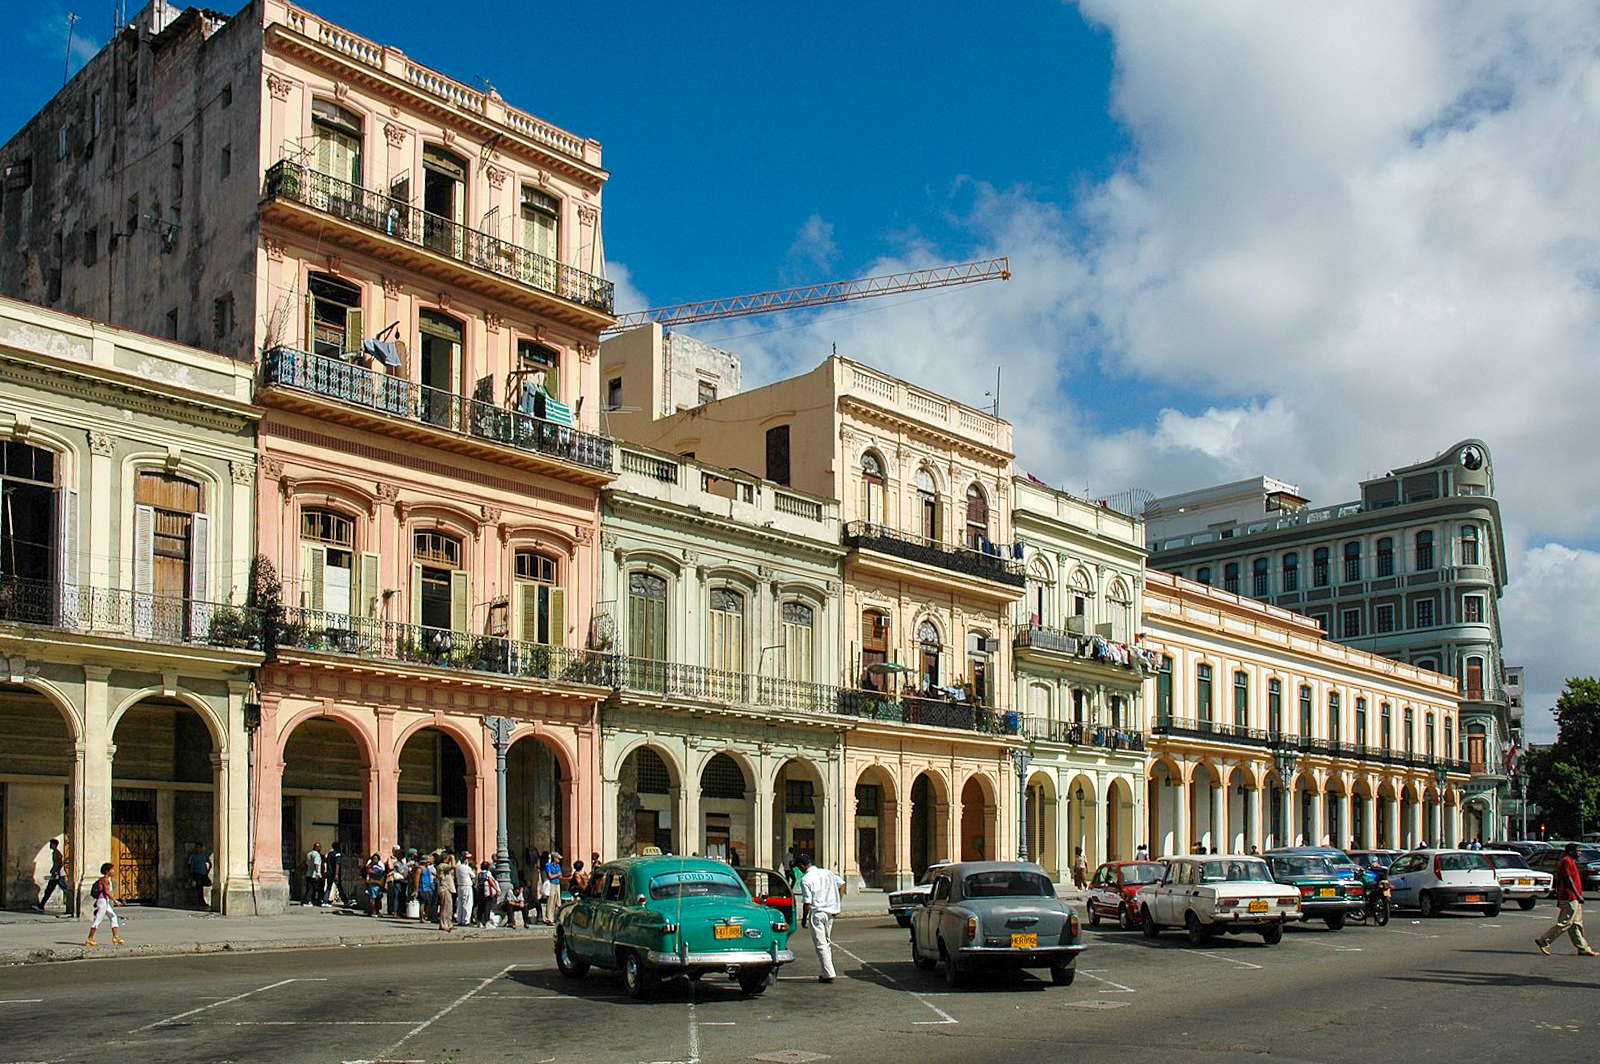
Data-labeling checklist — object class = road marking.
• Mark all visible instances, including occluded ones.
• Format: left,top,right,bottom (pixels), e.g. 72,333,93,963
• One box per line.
0,999,44,1004
379,964,514,1059
834,944,957,1025
137,978,299,1031
1380,928,1439,939
196,1020,422,1026
1077,970,1136,993
1192,951,1263,970
701,1021,737,1026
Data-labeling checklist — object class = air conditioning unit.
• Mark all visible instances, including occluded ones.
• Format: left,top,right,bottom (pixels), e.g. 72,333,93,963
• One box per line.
1065,616,1086,635
982,638,1001,653
875,615,891,630
1094,623,1115,638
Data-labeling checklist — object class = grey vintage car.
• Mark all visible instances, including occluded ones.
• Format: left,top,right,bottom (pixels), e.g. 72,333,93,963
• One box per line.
909,861,1085,988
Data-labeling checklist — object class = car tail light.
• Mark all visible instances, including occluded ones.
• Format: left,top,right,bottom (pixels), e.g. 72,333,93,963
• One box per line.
1218,899,1238,909
1299,886,1313,896
965,916,978,942
1433,855,1443,879
1069,913,1080,937
662,922,679,934
772,921,788,933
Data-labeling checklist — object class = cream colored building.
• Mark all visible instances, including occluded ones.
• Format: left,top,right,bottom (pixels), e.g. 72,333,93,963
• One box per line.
1142,570,1468,856
1011,476,1150,878
0,297,260,912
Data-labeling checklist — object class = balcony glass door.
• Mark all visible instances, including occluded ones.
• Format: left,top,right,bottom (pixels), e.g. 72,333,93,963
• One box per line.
422,146,466,258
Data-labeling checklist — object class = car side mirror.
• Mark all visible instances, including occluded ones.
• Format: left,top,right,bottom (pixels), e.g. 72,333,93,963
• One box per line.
921,894,934,905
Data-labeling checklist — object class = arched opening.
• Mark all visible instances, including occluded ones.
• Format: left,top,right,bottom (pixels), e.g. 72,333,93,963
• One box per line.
959,774,997,861
112,699,217,907
1423,787,1441,847
909,771,947,876
1226,765,1254,853
282,716,368,904
1262,771,1286,850
1294,773,1318,846
854,765,897,888
1023,771,1057,874
917,619,943,693
859,451,886,525
699,751,753,863
397,726,474,857
617,745,677,856
1105,777,1135,862
1375,781,1397,848
1148,760,1182,857
1399,785,1419,849
1324,778,1347,851
507,735,565,880
914,468,940,542
1190,762,1221,851
964,483,989,550
1350,780,1373,850
774,757,825,864
0,686,73,911
1065,774,1098,866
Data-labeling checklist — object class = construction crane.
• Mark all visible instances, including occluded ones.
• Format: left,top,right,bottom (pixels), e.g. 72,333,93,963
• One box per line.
604,257,1010,333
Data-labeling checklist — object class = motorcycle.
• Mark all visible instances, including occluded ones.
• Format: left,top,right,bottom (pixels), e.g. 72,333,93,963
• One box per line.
1353,872,1390,926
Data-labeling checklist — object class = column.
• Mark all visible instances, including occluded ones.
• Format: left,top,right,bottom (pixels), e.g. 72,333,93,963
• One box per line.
1248,779,1265,854
374,709,397,856
1053,785,1071,880
251,696,289,912
218,680,252,913
1009,748,1032,861
1091,772,1107,866
1387,792,1402,850
676,783,697,858
1172,768,1190,858
483,716,514,894
79,666,114,914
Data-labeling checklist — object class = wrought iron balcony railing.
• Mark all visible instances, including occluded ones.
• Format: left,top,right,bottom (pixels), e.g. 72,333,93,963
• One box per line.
263,160,614,313
1152,715,1470,776
261,346,613,473
1017,716,1146,752
842,521,1025,587
0,576,262,651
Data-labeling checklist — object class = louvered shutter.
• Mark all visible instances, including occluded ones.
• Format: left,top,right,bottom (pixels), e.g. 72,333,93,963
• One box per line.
187,512,211,640
409,562,423,628
132,504,155,637
300,543,325,612
513,581,536,642
450,570,470,633
58,488,79,628
344,306,364,355
546,587,564,648
358,552,380,620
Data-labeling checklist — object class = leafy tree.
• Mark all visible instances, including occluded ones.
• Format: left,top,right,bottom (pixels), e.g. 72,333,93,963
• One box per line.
247,554,284,661
1525,678,1600,837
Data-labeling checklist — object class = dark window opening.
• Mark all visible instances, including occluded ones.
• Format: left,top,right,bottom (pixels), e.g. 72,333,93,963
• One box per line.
765,425,790,485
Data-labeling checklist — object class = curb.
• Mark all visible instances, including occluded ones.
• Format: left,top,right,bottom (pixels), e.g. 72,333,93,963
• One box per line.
0,925,553,966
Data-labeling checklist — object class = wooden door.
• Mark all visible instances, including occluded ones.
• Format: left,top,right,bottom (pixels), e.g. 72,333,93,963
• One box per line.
111,788,159,903
633,810,658,857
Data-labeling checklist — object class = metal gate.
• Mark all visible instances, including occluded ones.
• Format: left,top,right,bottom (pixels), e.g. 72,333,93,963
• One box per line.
112,788,159,903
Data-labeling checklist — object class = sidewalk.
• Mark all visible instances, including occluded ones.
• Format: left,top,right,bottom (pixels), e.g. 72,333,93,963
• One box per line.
0,903,535,966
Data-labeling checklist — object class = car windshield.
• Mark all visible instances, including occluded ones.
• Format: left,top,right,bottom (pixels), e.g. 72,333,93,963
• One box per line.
1199,860,1272,883
1484,853,1530,871
962,870,1056,899
1121,863,1164,885
648,869,748,900
915,864,948,887
1271,857,1335,878
1436,853,1491,872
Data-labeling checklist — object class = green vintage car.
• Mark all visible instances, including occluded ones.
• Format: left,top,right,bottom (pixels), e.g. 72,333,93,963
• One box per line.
1265,854,1365,930
554,855,795,998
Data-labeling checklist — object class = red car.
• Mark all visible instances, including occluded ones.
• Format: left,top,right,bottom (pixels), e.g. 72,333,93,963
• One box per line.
1085,860,1167,930
735,866,796,923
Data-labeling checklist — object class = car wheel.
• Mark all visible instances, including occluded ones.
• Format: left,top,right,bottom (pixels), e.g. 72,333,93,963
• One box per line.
1184,910,1210,946
940,941,964,988
737,966,772,996
1261,921,1284,946
1119,904,1135,932
1051,964,1076,986
1484,903,1501,918
1089,905,1101,927
1518,898,1537,911
1141,907,1161,939
911,933,936,970
896,914,912,929
622,950,654,999
554,931,589,979
1324,913,1346,932
1418,891,1439,918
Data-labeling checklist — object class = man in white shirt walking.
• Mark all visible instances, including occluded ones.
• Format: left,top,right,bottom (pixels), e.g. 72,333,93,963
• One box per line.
796,852,845,983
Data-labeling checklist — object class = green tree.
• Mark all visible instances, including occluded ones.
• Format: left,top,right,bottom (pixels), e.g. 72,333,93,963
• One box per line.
1525,678,1600,837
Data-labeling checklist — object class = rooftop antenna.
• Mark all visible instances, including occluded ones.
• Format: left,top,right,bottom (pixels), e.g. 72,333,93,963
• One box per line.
983,366,1000,417
63,12,81,86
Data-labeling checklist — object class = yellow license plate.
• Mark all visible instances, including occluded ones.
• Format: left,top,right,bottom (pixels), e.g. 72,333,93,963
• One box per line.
714,924,743,940
1010,933,1037,949
1517,879,1532,887
1249,900,1269,913
1318,888,1336,897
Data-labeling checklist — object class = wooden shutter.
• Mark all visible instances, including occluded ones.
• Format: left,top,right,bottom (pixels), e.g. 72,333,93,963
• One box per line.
133,504,155,638
409,562,423,627
300,543,325,611
188,512,211,639
344,306,364,354
58,488,79,627
358,552,381,620
450,569,470,633
513,581,536,642
546,587,565,647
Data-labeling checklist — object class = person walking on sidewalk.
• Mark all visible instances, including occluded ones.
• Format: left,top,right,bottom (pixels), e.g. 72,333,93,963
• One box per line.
84,862,125,947
1536,842,1597,956
37,838,72,916
1072,847,1088,890
796,852,845,983
323,841,345,908
303,843,323,906
188,842,213,908
436,853,457,931
454,850,475,926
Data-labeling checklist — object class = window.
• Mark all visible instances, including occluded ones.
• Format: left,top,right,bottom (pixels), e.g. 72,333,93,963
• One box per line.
1464,656,1484,700
312,99,363,185
422,144,467,255
1415,531,1434,571
1425,712,1436,756
220,144,231,179
708,589,745,674
918,620,942,690
1343,541,1361,583
915,468,939,542
1375,603,1395,634
133,472,206,638
765,425,790,485
127,195,139,236
417,310,462,426
1463,595,1484,624
1224,562,1239,594
299,508,373,619
1377,537,1394,577
1328,692,1341,744
125,47,138,107
1026,556,1053,625
785,778,814,813
860,452,886,524
513,549,563,645
516,339,560,404
1282,552,1299,592
308,272,363,357
1106,578,1132,641
170,140,184,205
1445,717,1454,760
860,609,889,690
1109,694,1125,729
697,379,717,405
1253,557,1269,597
1234,671,1249,728
702,754,745,799
165,307,178,340
212,293,234,343
1355,698,1368,746
83,226,98,266
1299,685,1313,737
607,377,623,409
782,601,814,682
966,630,992,705
58,122,68,159
1340,607,1361,639
1380,703,1392,749
1404,707,1415,755
1415,598,1435,629
1461,524,1480,566
1466,724,1487,771
1156,656,1173,719
221,82,232,108
964,484,988,550
1196,566,1212,587
628,571,668,661
0,442,62,588
1268,679,1283,733
520,186,559,265
854,782,880,816
91,90,103,138
1313,547,1330,587
1196,664,1213,722
1072,688,1087,724
411,531,467,631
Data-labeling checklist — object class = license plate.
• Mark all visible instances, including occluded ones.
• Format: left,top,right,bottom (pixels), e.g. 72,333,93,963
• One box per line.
1011,933,1037,949
714,924,743,940
1318,888,1336,898
1517,879,1532,887
1249,900,1269,913
1464,894,1482,904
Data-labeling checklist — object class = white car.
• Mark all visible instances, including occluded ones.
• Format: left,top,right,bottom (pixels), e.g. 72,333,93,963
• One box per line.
1481,850,1552,910
887,862,953,927
1139,855,1301,945
1385,849,1503,917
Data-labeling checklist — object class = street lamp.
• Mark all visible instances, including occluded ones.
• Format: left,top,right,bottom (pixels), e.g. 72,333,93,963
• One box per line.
1009,746,1033,861
1432,761,1449,789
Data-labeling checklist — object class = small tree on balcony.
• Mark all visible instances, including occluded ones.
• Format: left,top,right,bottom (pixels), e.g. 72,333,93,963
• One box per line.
247,554,285,661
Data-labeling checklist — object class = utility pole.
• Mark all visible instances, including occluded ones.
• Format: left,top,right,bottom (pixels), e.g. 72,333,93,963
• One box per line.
63,13,81,86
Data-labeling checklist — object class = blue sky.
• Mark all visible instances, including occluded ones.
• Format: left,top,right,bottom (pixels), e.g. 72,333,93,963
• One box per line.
9,1,1600,739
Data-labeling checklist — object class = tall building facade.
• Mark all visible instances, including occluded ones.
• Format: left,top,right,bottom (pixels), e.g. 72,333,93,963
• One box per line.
1143,441,1512,841
0,297,260,912
1011,475,1151,877
1142,571,1467,855
1,1,617,910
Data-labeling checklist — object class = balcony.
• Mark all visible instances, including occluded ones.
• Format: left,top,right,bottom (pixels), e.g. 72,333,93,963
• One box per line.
1017,716,1146,753
1014,625,1080,656
1013,624,1153,674
1150,715,1466,775
0,577,262,653
842,521,1025,588
261,346,613,474
262,161,614,317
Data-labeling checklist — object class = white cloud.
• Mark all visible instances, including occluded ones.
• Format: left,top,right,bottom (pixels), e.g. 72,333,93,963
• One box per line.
785,214,839,278
606,259,651,317
1500,542,1600,743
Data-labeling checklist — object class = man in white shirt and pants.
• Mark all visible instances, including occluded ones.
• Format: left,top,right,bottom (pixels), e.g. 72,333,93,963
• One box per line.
796,852,845,983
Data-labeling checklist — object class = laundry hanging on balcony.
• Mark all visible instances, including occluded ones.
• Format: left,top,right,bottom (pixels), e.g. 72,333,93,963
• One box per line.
362,338,402,368
531,386,574,427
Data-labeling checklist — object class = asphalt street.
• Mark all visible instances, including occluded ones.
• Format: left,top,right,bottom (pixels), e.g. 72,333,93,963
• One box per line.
1,902,1594,1064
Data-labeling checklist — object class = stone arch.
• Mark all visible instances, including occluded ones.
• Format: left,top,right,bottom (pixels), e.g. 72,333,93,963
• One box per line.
773,755,827,864
111,686,227,754
281,710,372,902
1063,771,1098,867
392,715,483,777
853,763,899,889
698,749,757,863
395,722,479,857
1023,769,1057,872
959,772,998,862
0,681,78,911
616,741,682,857
505,731,570,875
908,767,950,877
1104,776,1136,862
110,697,221,907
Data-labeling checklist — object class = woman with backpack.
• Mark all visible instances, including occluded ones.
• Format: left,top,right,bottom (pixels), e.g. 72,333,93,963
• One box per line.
84,862,125,947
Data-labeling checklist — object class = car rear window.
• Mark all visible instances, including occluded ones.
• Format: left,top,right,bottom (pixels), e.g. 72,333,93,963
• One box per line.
1200,861,1272,883
648,869,748,900
1484,853,1529,871
962,870,1056,898
1121,863,1164,885
1271,857,1335,878
1437,853,1492,872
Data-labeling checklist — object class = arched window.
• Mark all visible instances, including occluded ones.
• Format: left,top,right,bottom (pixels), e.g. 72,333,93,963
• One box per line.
1376,537,1394,577
299,507,375,620
1224,562,1240,594
1106,578,1132,641
1069,568,1094,622
1299,685,1314,736
628,571,668,662
1196,663,1214,723
1461,524,1480,566
966,630,992,705
1196,566,1212,587
1328,691,1341,744
859,452,886,525
707,588,746,674
1355,697,1368,746
311,98,363,184
1343,541,1361,583
513,548,562,645
1466,723,1487,771
860,608,890,690
1464,656,1485,700
411,529,466,632
1026,556,1053,625
701,752,746,800
1380,702,1392,749
782,601,814,682
1268,678,1283,733
1234,670,1250,728
1313,547,1330,587
1415,530,1435,571
918,620,942,691
1253,557,1269,597
1425,711,1436,756
915,468,940,542
964,484,988,549
1403,706,1415,755
1282,552,1299,592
